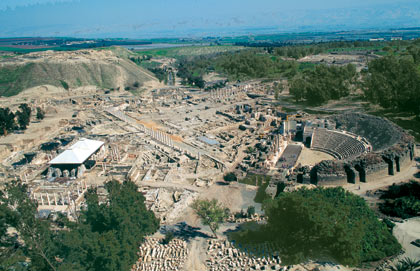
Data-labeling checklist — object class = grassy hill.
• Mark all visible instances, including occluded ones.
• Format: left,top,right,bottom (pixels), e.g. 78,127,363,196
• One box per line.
0,47,158,97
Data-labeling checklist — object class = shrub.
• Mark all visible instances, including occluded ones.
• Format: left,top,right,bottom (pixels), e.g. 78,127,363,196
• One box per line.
224,172,237,182
246,206,255,217
161,231,175,245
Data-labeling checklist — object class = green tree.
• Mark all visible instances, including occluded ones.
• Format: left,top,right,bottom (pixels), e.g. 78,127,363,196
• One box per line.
1,180,159,271
363,55,420,115
261,187,401,265
0,107,16,135
0,181,58,271
387,257,420,271
246,206,255,217
191,199,229,238
58,180,160,271
289,77,307,102
289,64,357,105
60,80,69,90
36,107,45,120
16,103,31,130
223,172,237,182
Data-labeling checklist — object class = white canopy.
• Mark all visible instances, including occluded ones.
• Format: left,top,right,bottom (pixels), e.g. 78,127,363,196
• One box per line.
49,138,104,165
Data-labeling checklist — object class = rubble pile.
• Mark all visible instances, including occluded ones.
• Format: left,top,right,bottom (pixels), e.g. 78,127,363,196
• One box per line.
227,213,266,223
132,238,188,271
205,239,282,271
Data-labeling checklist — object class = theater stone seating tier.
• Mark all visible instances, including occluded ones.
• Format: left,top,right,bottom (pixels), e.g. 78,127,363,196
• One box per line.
311,128,367,160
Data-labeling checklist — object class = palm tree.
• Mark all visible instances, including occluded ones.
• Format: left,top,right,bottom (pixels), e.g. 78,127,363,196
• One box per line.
387,257,420,271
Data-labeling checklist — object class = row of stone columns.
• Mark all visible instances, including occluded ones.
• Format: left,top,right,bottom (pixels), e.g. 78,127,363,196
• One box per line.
106,108,176,149
32,181,88,206
209,88,238,99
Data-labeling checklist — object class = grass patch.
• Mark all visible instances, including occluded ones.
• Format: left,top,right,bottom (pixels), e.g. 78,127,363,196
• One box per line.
0,46,79,53
303,108,332,115
298,62,317,71
326,46,384,53
239,174,271,203
138,61,162,70
0,63,34,96
134,45,244,59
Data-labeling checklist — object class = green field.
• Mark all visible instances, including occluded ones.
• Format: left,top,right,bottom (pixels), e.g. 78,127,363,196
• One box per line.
134,45,245,58
0,46,81,53
326,46,384,53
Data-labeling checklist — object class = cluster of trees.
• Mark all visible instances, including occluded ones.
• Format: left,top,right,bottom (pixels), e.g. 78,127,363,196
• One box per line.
176,50,298,85
231,187,401,266
0,180,159,271
289,64,357,105
0,104,42,135
379,180,420,219
129,55,152,65
274,46,324,59
177,60,206,88
214,50,298,80
237,40,412,59
149,68,168,83
363,52,420,115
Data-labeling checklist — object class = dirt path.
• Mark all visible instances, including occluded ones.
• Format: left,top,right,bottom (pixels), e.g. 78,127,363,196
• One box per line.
183,238,208,271
393,217,420,261
140,180,202,192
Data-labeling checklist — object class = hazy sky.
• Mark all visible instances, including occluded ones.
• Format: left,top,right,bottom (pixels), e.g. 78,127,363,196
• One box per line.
1,0,420,38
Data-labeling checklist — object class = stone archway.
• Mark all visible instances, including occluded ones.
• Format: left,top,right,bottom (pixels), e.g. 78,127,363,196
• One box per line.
409,146,414,161
297,173,304,184
395,156,400,172
383,157,394,176
344,165,356,184
354,164,366,183
305,137,312,147
310,167,318,185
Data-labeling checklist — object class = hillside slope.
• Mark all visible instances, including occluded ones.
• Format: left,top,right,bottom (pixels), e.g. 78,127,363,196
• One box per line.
0,47,158,97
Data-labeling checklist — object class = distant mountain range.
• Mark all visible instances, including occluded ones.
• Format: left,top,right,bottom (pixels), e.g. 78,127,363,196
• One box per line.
0,1,419,38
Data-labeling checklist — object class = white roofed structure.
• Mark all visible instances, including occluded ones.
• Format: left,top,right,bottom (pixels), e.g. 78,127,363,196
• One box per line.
49,138,104,165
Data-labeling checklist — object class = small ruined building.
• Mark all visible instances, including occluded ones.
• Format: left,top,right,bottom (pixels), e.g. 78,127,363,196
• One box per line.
47,138,106,179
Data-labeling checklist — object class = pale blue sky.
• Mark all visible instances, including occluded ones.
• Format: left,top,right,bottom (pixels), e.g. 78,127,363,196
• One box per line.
0,0,419,38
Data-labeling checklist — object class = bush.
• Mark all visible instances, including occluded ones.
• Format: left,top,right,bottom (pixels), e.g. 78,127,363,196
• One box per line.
246,206,255,217
161,231,175,245
379,181,420,218
60,80,69,90
224,172,237,182
36,107,45,120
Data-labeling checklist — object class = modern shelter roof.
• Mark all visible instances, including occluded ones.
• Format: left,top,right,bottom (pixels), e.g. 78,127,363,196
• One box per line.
49,138,104,165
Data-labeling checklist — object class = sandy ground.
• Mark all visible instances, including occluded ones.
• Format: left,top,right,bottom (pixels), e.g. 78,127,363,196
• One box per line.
343,160,420,197
183,238,208,271
296,147,334,166
393,217,420,261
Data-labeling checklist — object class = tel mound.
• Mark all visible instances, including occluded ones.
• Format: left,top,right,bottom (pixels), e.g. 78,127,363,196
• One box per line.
0,47,158,97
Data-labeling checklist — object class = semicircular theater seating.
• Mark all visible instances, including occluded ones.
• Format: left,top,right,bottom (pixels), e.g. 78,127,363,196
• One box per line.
310,128,370,160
